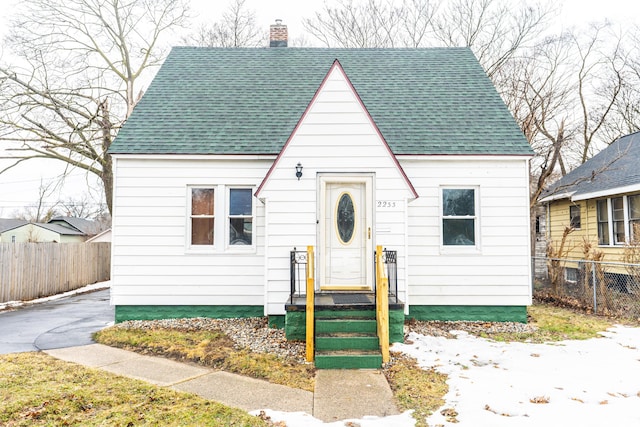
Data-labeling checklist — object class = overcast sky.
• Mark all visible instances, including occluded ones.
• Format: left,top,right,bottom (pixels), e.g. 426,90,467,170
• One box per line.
0,0,639,217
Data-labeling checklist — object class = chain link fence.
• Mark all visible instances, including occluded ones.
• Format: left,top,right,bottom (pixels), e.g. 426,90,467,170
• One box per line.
533,257,640,320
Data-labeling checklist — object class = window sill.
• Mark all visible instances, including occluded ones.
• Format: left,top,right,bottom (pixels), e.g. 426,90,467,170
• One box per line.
185,246,257,255
439,246,481,255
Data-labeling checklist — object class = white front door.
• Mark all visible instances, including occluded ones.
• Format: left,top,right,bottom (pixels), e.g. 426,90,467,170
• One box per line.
319,175,373,290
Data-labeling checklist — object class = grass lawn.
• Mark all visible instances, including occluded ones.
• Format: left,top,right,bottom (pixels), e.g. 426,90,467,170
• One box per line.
95,327,315,391
477,304,617,342
2,303,618,427
0,352,268,427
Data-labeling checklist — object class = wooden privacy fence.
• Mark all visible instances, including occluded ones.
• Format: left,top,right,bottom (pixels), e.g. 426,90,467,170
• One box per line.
0,242,111,304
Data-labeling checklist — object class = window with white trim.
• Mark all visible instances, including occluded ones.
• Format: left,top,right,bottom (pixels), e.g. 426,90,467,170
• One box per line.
629,194,640,241
228,188,253,246
596,194,640,246
597,199,609,245
190,188,215,246
442,188,477,246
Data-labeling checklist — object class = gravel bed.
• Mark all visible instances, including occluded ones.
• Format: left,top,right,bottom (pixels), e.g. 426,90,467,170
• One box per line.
405,319,538,339
114,317,308,363
114,317,538,364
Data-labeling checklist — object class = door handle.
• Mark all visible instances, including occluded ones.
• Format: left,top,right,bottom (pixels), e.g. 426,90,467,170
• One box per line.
368,227,371,239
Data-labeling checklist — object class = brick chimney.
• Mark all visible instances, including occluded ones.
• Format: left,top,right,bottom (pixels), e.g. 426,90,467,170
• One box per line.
270,19,288,48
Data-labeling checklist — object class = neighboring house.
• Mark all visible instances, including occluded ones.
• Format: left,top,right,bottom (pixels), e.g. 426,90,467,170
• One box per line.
539,132,640,269
108,25,533,363
48,216,101,237
0,216,98,243
0,219,29,242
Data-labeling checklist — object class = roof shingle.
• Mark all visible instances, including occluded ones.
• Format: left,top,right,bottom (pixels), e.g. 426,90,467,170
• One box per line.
540,132,640,201
109,47,531,156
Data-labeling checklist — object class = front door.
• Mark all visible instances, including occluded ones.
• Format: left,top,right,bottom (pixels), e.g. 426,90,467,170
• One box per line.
319,175,373,290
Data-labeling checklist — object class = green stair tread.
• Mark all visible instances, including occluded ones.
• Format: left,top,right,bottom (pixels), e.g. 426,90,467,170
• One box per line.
316,349,381,357
316,332,378,338
316,335,380,351
315,351,383,369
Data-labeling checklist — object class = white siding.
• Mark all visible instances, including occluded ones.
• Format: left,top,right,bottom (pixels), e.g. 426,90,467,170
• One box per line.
402,157,532,306
259,64,415,314
111,157,272,307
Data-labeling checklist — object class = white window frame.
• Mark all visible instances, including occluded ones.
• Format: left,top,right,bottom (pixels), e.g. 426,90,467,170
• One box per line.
225,186,256,252
597,194,639,246
187,185,217,252
440,186,480,253
629,194,640,242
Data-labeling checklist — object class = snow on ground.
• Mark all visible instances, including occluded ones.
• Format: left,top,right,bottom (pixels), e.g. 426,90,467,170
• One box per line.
397,326,640,427
261,326,640,427
250,410,417,427
0,280,110,311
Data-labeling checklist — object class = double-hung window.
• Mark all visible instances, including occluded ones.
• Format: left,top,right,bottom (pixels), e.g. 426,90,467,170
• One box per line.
442,188,477,247
597,199,609,245
597,194,640,245
611,197,626,244
228,188,253,246
190,188,215,246
569,205,581,229
629,195,640,241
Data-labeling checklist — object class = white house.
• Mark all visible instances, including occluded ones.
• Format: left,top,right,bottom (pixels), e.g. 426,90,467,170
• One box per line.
108,28,532,366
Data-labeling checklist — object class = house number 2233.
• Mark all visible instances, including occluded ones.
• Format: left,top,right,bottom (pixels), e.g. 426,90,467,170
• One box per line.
377,201,397,208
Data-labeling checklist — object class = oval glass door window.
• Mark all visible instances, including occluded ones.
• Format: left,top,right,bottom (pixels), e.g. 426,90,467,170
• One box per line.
336,192,356,244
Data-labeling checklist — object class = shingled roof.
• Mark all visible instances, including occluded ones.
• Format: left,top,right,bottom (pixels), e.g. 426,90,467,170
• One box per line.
109,47,531,156
539,132,640,202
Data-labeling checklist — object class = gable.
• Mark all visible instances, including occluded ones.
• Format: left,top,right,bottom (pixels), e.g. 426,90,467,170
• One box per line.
256,60,416,199
109,47,531,157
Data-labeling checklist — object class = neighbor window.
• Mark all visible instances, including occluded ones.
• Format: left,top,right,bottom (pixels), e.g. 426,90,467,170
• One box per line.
629,195,640,241
228,188,253,246
190,188,215,246
442,188,476,246
569,205,581,229
612,197,625,244
597,200,609,245
597,194,640,246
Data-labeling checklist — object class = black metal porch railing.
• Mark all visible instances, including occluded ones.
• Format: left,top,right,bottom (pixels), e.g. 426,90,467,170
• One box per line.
290,247,398,304
375,249,398,303
290,247,308,303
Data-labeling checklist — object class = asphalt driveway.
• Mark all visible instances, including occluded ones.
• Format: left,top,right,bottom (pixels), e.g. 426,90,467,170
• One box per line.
0,288,113,354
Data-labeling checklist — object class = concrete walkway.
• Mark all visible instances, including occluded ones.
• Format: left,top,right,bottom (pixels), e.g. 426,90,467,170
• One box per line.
45,344,400,422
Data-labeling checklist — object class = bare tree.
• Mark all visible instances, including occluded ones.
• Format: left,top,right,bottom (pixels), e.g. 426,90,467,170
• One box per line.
432,0,553,78
183,0,264,47
303,0,409,48
11,179,61,223
0,0,188,214
603,26,640,141
572,23,627,164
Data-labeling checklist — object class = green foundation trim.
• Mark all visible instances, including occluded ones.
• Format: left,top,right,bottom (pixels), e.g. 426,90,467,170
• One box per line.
285,311,307,340
389,309,405,343
115,305,263,323
268,315,285,329
407,305,528,323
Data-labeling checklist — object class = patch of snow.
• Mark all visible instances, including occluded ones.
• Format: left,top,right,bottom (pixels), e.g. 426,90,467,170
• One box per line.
250,409,417,427
253,326,640,427
0,280,110,312
394,326,640,426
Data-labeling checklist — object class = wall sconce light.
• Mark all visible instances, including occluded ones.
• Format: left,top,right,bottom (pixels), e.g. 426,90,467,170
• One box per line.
295,162,303,180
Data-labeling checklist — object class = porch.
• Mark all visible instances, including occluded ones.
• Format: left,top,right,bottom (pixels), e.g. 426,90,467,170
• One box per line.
284,246,405,369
